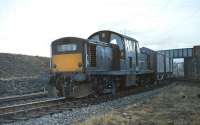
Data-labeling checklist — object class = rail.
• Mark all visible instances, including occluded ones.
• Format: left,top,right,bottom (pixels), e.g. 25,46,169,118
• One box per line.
0,97,66,116
0,90,48,103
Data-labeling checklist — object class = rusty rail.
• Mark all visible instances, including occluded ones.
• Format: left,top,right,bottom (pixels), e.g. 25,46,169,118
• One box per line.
0,90,48,103
0,97,66,116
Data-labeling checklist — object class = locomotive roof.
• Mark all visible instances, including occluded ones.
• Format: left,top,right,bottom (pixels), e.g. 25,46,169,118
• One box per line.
51,37,87,46
88,30,139,42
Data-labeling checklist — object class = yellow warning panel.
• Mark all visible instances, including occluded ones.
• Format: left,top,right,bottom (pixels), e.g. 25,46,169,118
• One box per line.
52,53,82,72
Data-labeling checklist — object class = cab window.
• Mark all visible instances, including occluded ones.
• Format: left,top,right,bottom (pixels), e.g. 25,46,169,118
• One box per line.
90,34,100,41
57,44,77,52
110,33,125,58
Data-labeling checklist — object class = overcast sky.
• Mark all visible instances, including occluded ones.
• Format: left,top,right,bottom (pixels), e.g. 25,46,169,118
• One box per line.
0,0,200,57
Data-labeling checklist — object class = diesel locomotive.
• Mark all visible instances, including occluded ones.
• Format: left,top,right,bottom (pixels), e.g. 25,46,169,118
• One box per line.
48,30,173,97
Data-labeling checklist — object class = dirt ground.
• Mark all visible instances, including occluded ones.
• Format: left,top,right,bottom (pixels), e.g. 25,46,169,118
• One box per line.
75,81,200,125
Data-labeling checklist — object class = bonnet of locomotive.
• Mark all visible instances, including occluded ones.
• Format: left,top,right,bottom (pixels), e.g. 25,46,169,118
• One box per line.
51,37,87,80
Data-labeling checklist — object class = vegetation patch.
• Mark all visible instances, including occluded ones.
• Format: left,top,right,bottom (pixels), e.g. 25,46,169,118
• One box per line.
74,82,200,125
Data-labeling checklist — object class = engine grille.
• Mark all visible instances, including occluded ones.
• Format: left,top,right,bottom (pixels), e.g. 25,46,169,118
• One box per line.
88,44,96,67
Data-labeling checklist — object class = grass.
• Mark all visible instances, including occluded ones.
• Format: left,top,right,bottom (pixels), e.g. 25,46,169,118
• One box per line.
74,112,129,125
74,82,200,125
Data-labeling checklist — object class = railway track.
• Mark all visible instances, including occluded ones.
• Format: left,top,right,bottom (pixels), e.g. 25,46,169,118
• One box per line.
0,90,48,103
0,80,173,123
0,93,111,122
0,97,67,121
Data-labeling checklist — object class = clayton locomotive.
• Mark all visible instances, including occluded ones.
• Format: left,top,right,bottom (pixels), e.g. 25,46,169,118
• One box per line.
48,30,173,98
